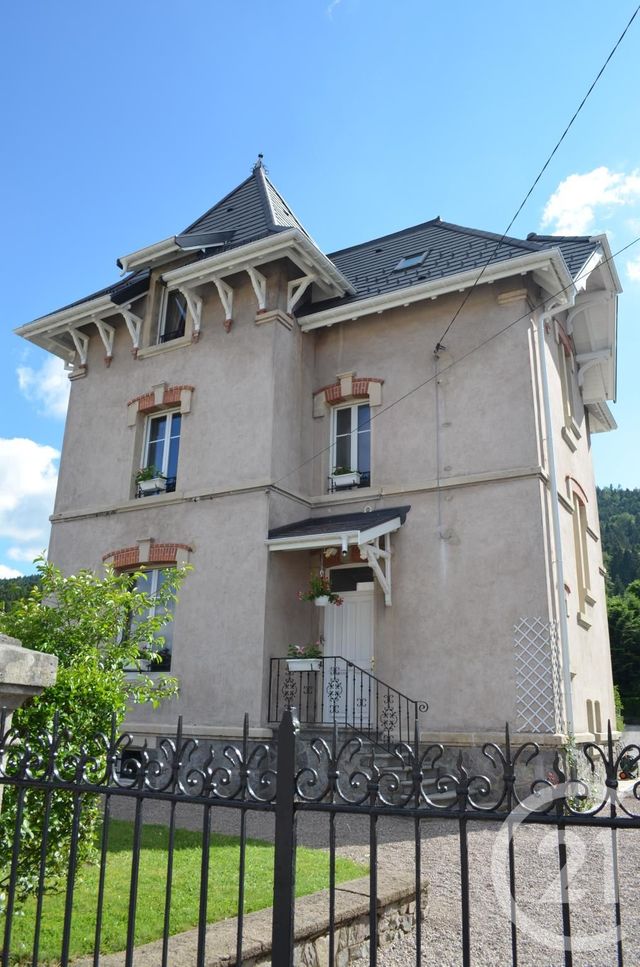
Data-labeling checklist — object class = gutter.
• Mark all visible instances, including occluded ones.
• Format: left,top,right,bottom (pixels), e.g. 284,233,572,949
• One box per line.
537,302,575,735
299,249,572,331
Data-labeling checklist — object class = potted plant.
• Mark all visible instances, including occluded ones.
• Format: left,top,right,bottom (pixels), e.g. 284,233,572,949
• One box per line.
298,573,343,607
135,465,167,495
287,641,324,672
331,466,361,488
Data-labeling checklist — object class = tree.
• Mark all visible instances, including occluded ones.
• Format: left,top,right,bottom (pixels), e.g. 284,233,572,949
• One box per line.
608,579,640,700
0,560,185,905
0,574,39,611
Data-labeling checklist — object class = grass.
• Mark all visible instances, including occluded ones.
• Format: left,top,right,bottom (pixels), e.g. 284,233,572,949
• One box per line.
2,819,366,965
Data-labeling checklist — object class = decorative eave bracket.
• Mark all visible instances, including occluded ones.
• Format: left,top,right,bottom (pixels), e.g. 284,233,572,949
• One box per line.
175,286,203,342
212,276,234,332
359,536,392,606
92,317,116,366
68,328,89,367
575,350,611,388
120,305,144,356
247,267,267,312
287,275,314,315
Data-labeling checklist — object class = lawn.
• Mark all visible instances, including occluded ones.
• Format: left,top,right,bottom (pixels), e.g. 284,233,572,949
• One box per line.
2,819,366,965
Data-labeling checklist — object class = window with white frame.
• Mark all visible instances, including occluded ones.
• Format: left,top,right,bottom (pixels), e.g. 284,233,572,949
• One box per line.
128,569,176,671
158,289,188,344
558,342,576,429
138,411,181,495
330,403,371,489
572,491,592,618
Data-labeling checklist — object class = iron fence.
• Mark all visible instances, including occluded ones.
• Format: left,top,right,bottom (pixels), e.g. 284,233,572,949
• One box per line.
0,707,639,966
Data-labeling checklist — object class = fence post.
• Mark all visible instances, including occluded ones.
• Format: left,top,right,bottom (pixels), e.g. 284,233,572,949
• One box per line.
271,706,299,967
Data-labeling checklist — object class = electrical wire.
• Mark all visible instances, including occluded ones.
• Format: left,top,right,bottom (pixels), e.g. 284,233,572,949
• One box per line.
271,233,639,488
434,3,640,351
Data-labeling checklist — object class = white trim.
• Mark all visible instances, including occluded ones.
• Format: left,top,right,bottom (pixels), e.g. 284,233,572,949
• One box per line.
265,515,403,553
161,228,354,299
298,250,573,332
118,236,180,274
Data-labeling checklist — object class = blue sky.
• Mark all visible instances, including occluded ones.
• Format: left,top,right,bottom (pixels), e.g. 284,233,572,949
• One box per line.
1,0,639,577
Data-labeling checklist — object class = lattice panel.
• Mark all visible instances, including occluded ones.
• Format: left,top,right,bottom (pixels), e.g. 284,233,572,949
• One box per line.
514,617,564,733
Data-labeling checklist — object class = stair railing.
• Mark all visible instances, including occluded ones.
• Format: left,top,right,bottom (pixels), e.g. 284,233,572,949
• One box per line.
268,656,428,751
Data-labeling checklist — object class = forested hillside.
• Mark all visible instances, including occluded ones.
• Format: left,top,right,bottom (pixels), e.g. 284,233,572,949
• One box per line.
597,486,640,721
0,574,39,612
597,486,640,593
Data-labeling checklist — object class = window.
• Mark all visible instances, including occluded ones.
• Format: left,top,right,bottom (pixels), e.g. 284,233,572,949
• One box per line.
393,251,427,272
572,491,592,619
140,411,181,495
330,403,371,489
158,289,188,343
129,569,176,671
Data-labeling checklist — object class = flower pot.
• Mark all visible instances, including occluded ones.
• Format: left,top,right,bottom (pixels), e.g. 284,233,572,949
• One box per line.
138,477,167,495
331,471,361,489
287,658,323,672
314,595,330,607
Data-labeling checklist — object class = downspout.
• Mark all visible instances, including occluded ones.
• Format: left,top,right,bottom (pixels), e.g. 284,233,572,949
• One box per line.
536,304,574,735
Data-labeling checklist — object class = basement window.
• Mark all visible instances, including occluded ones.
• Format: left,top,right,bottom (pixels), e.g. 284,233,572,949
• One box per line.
393,251,427,272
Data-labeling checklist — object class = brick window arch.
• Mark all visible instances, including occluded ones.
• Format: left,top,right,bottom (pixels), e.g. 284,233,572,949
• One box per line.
102,539,192,570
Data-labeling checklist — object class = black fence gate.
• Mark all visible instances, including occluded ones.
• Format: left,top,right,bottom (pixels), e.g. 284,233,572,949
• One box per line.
1,707,639,966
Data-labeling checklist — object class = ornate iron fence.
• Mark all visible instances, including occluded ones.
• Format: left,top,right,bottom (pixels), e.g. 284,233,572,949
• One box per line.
1,707,640,966
268,655,428,750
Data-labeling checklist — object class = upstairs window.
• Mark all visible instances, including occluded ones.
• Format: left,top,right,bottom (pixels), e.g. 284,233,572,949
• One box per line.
138,411,181,496
393,251,427,272
330,403,371,490
158,289,188,344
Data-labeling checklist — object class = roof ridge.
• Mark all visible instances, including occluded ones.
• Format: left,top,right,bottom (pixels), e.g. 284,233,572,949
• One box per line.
527,231,594,242
327,217,442,259
253,163,278,231
435,219,544,253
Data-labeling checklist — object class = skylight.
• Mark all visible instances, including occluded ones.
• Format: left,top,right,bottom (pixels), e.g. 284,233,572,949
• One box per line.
393,251,427,272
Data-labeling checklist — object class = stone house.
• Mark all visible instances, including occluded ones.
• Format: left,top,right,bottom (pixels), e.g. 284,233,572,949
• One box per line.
16,158,620,749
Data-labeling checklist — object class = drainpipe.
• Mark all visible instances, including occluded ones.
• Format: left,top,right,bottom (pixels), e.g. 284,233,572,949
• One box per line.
536,304,575,736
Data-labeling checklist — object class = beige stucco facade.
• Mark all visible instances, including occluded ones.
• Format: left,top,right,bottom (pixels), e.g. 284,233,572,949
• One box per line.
17,174,620,747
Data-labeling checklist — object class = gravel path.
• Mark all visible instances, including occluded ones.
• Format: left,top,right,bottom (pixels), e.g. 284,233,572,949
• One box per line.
109,729,640,965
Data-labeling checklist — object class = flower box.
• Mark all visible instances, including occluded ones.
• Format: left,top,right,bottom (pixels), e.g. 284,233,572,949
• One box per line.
314,595,330,607
331,471,361,488
138,477,167,495
287,658,323,672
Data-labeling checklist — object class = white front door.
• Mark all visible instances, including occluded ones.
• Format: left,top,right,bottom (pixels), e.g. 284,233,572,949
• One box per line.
323,583,374,723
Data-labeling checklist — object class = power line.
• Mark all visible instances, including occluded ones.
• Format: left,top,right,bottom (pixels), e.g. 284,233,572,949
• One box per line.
434,3,640,351
272,234,639,488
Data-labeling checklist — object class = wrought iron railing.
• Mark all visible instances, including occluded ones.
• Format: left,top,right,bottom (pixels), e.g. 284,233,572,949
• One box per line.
268,656,428,750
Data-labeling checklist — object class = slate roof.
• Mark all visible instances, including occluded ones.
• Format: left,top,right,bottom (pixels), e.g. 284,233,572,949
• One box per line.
180,159,311,247
268,506,411,541
35,269,151,321
298,219,601,316
29,161,603,325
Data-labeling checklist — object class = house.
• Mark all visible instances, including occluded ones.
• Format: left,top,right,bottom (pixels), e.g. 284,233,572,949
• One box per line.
15,158,621,750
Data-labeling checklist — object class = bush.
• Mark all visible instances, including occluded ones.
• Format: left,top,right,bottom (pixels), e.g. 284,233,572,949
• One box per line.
0,560,186,907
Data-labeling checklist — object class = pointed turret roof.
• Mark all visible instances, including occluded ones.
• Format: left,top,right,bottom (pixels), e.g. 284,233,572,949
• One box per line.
179,156,312,248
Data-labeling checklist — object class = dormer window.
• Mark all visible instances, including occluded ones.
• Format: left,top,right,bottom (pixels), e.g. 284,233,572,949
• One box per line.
158,289,188,344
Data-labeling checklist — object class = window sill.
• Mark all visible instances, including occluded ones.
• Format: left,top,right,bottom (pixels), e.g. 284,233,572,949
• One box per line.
584,591,596,607
569,418,582,440
137,335,192,358
577,612,592,630
561,426,578,452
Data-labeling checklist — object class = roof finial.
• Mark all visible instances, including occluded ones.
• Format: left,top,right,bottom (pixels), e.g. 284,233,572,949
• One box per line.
253,153,264,171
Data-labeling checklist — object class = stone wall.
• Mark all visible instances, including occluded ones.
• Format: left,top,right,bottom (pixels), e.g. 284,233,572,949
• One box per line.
73,873,428,966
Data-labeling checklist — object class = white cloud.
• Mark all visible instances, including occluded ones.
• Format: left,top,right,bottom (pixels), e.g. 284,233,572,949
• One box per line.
0,564,23,579
17,356,70,419
7,545,45,564
541,167,640,236
626,253,640,282
327,0,342,15
0,439,59,549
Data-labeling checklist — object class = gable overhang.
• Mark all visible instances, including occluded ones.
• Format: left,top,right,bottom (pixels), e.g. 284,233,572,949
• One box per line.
298,249,574,331
563,240,619,407
161,228,355,301
15,289,147,363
